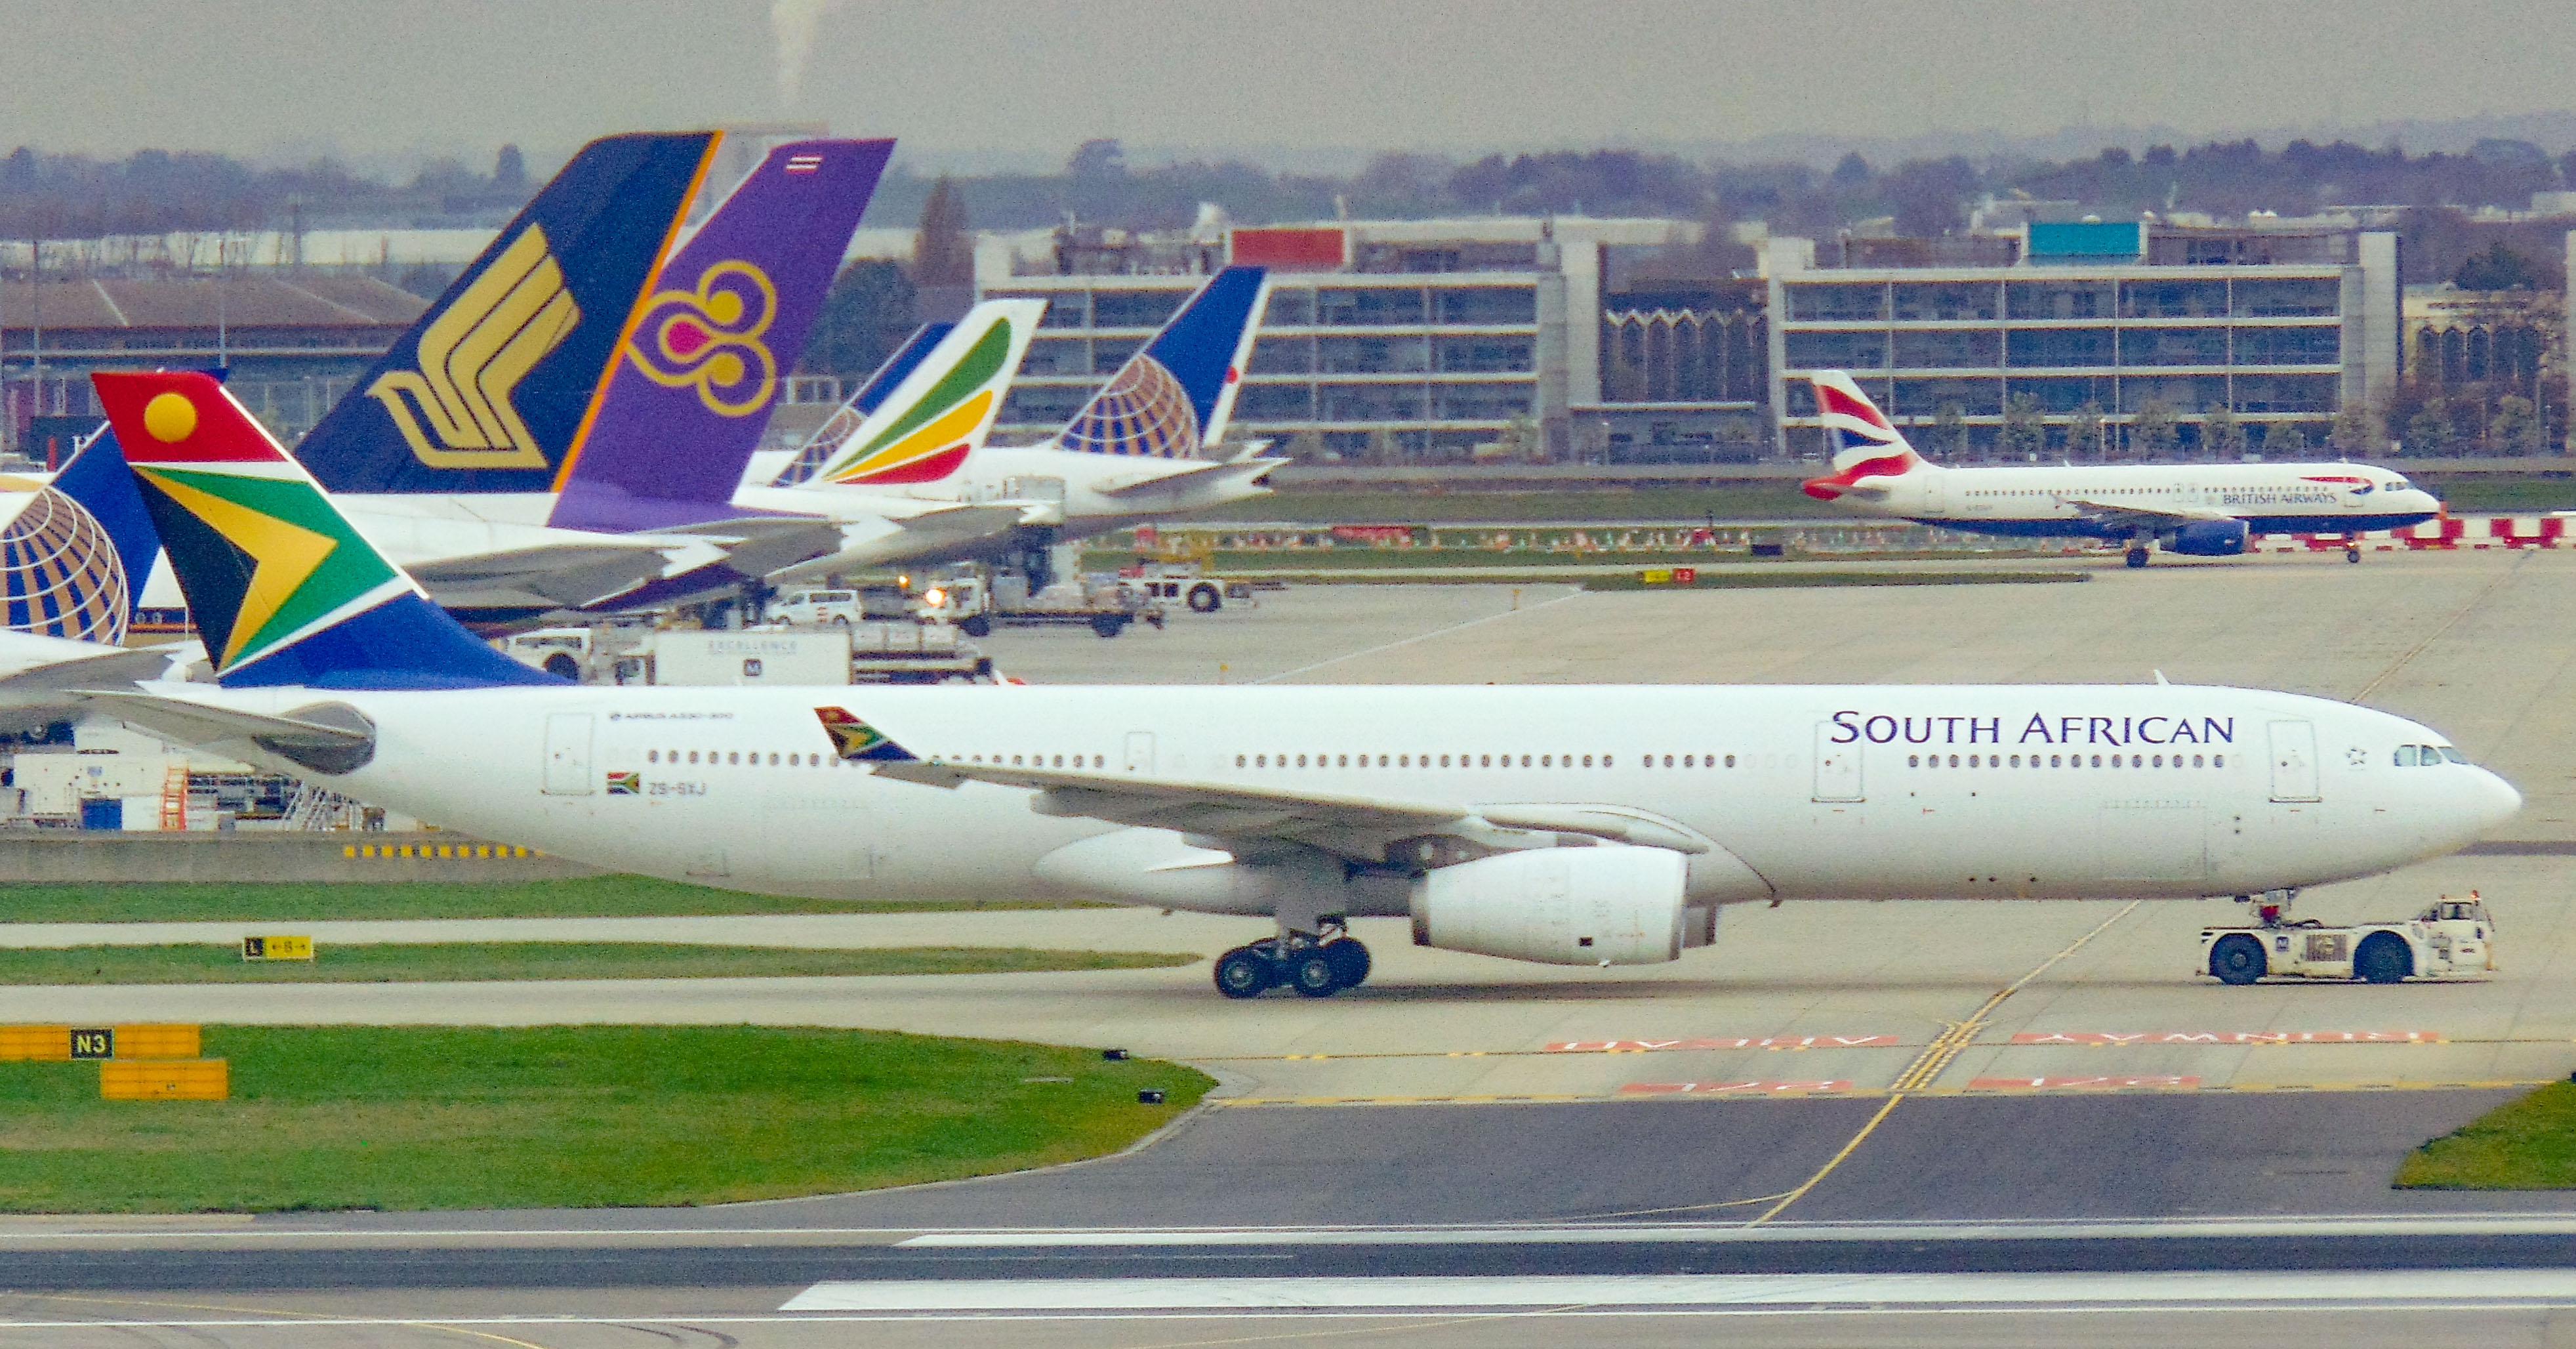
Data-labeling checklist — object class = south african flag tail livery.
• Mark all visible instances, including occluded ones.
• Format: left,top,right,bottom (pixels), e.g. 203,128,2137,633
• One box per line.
91,371,557,690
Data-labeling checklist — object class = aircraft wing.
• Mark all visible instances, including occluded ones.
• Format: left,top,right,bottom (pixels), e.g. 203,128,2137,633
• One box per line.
1092,457,1287,499
2060,496,2239,529
868,759,1712,860
72,689,374,762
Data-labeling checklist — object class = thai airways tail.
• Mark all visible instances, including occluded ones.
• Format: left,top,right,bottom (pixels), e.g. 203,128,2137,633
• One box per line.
293,131,722,499
0,422,165,643
1800,371,1932,501
92,371,553,690
789,299,1042,489
768,322,955,486
547,138,893,531
1055,267,1267,458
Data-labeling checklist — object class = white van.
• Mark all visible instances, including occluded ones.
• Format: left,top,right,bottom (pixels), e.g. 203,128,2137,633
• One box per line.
769,589,865,626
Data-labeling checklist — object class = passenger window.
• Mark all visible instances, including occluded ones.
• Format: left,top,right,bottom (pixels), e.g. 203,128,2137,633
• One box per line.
1582,755,1594,768
1237,755,1248,768
648,750,659,763
1479,755,1490,768
1339,755,1350,768
769,753,781,766
1662,755,1674,768
1725,755,1735,767
727,752,739,765
1682,755,1693,768
2090,755,2102,767
1439,755,1450,767
1909,755,1920,768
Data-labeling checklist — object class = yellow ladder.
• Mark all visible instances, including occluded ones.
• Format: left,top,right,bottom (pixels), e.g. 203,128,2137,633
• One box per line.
159,765,187,832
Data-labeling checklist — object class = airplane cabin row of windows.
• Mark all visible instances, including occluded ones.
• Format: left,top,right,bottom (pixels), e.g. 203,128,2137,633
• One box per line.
1232,752,1741,770
1910,751,2226,770
647,749,842,767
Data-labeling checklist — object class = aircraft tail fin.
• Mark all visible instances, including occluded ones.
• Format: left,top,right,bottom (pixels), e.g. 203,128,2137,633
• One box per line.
293,131,722,498
1057,266,1266,458
797,299,1042,488
548,138,894,529
1801,371,1929,500
91,371,554,689
771,322,953,486
0,421,163,642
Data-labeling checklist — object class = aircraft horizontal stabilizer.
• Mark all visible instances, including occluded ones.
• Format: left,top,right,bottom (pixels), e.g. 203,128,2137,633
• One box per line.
1092,457,1286,499
76,689,376,775
0,642,191,695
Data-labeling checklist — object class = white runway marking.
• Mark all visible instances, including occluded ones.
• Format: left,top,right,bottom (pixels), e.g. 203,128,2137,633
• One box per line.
781,1270,2576,1312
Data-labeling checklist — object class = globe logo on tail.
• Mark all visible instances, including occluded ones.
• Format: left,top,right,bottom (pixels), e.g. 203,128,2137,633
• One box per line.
1060,357,1200,458
0,484,128,644
624,260,780,418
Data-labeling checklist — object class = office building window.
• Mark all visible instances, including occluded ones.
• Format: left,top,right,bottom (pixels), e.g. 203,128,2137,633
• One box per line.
2233,374,2339,413
1262,290,1315,327
2121,327,2229,366
2121,280,2227,319
1238,383,1317,421
1891,282,1999,321
1785,331,1890,369
2234,278,2340,317
1019,338,1089,376
2006,329,2114,367
1435,383,1534,419
1319,335,1431,374
1322,383,1429,420
1091,337,1143,374
1248,335,1316,375
1891,377,2003,417
2007,375,2114,413
2117,375,2228,413
2007,280,2117,320
1435,287,1537,324
1317,287,1426,325
2232,327,2340,365
1093,290,1186,328
1437,334,1534,373
1788,282,1887,322
1892,329,2000,369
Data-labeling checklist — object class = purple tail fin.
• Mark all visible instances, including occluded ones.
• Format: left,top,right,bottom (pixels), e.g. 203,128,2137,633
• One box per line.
549,138,892,531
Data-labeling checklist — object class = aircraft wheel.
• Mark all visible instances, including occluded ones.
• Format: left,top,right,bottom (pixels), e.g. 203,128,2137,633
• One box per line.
1090,614,1128,638
1326,939,1371,989
1288,951,1343,998
542,654,580,682
2124,547,2150,569
1214,947,1275,999
2345,547,2361,564
2355,932,2413,984
2209,933,2267,986
960,615,991,638
1187,585,1222,613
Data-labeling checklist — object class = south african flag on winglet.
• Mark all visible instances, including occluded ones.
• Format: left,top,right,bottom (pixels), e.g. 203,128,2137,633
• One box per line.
606,771,641,795
815,706,918,762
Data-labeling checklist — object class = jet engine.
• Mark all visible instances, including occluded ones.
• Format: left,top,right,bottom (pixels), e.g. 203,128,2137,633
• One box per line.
1409,845,1691,966
2165,519,2249,557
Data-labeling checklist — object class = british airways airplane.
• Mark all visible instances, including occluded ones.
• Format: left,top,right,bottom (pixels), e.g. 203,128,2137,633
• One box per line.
79,369,2520,999
1798,372,2444,567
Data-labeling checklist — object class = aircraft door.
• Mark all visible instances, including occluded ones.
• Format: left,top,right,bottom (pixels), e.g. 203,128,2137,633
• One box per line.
1921,471,1945,514
2267,720,2321,802
543,713,594,795
1124,731,1156,774
1812,723,1864,802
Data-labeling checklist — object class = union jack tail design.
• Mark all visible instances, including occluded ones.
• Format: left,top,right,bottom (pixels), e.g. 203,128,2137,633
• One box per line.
1802,371,1929,501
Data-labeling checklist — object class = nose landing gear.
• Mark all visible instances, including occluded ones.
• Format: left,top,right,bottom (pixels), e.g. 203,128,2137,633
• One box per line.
1213,920,1371,999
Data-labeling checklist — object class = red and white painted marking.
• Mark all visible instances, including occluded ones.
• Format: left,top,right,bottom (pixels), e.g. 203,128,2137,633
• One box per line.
1549,1035,1899,1053
1969,1075,2201,1091
1620,1080,1854,1096
2011,1030,2440,1047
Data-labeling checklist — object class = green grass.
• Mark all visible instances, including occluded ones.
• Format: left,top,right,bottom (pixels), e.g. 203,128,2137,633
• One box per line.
0,875,1102,925
1578,569,2087,592
2431,479,2576,513
1179,486,1839,524
0,1026,1213,1211
0,943,1196,984
2396,1083,2576,1189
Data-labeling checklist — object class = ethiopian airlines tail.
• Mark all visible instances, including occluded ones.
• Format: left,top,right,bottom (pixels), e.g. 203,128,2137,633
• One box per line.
92,372,554,690
1055,266,1267,458
788,299,1043,488
547,138,893,531
766,322,955,486
1799,371,1933,501
293,132,722,498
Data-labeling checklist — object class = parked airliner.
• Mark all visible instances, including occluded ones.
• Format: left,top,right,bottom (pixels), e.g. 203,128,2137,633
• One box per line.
1799,372,2444,566
85,371,2520,997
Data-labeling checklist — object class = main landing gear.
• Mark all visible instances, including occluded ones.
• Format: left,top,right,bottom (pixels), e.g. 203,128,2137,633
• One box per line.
2125,546,2150,569
1214,922,1371,999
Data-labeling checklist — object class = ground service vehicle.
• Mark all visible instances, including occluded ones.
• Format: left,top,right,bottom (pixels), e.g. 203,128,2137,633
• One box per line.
923,573,1163,638
2200,892,2495,985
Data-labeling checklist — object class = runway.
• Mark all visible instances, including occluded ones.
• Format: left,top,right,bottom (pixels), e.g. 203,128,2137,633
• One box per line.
8,552,2576,1342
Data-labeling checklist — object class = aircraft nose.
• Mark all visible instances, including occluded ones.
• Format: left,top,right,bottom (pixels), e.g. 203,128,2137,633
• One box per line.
2468,766,2524,835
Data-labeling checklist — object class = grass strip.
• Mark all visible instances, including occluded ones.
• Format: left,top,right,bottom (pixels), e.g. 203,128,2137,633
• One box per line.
0,943,1196,984
0,1025,1213,1211
2396,1083,2576,1189
1580,570,2088,592
0,875,1099,925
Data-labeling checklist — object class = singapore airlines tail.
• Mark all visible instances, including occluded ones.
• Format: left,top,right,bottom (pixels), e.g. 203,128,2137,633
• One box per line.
1055,266,1268,458
1801,371,1934,501
546,138,894,531
787,299,1043,488
293,132,722,499
92,371,554,690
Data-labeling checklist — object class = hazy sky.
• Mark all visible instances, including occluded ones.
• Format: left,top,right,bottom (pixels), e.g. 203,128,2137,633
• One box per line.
7,0,2575,171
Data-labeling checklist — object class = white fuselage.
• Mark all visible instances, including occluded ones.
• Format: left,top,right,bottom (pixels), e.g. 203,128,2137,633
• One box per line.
144,682,2515,909
1832,462,2443,539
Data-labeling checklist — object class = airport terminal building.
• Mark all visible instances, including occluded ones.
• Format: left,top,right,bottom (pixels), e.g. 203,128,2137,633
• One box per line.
1764,221,2404,458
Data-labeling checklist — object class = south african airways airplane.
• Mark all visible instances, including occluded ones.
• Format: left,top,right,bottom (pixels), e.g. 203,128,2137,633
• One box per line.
81,370,2519,999
1798,371,2444,567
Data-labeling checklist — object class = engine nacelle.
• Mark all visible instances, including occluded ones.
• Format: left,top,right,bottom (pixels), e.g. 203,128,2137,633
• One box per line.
1409,845,1690,966
2164,518,2249,557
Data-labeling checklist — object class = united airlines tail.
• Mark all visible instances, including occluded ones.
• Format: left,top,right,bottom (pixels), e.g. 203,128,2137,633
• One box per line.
792,299,1043,488
1800,371,1932,501
0,423,164,643
92,371,552,690
293,132,722,498
547,138,893,531
1056,267,1267,458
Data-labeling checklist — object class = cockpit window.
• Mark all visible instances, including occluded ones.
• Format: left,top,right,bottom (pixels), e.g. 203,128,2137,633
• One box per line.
2394,745,2419,767
2438,745,2470,764
2389,477,2413,491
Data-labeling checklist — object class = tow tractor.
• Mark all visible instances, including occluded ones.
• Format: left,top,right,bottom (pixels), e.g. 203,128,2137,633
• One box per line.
2198,890,2495,986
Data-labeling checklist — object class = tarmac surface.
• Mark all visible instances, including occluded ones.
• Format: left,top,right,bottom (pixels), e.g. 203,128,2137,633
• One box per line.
10,550,2576,1342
